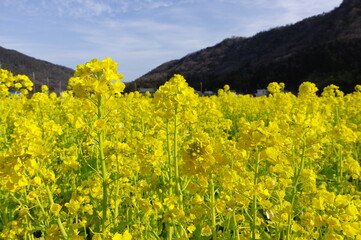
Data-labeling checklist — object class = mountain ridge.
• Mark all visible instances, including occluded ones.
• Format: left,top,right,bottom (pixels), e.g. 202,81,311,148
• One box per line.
0,46,74,93
130,0,361,93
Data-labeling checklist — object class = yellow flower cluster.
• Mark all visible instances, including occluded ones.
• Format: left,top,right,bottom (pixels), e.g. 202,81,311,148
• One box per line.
68,57,125,98
0,60,361,240
0,69,33,96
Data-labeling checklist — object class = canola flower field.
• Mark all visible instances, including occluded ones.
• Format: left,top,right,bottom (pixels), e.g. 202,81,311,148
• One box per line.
0,58,361,240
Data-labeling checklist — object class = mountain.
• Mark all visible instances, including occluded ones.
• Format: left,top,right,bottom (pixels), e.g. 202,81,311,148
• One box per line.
0,46,74,93
130,0,361,94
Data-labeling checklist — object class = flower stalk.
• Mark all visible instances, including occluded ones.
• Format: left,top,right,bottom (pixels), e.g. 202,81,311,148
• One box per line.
97,95,108,236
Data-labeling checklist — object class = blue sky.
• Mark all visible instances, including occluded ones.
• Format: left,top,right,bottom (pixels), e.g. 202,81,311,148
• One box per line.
0,0,342,82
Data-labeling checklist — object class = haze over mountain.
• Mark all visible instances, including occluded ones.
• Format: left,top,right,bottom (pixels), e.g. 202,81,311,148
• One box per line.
130,0,361,94
0,46,74,93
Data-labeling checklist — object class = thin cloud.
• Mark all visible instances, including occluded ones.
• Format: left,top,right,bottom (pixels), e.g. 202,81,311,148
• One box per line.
48,0,174,17
274,0,342,23
0,0,43,15
0,36,32,51
209,0,343,37
70,17,208,53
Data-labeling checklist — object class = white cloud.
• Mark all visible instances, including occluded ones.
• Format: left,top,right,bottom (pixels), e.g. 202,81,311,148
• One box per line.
50,0,113,16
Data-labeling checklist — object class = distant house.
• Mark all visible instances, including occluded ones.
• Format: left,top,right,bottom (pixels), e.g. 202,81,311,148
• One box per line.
230,90,238,95
203,91,215,96
255,89,269,97
138,88,156,94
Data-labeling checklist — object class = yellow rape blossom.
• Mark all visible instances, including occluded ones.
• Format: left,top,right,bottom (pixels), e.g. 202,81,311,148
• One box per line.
50,203,62,215
267,82,285,94
68,57,125,98
113,230,132,240
1,64,361,240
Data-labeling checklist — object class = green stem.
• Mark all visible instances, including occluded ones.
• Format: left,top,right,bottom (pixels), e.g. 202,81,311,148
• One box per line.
114,155,120,225
210,175,217,239
233,211,240,240
173,109,183,210
286,143,306,240
166,120,173,195
251,150,260,240
337,146,343,194
23,189,33,238
167,223,173,240
97,95,108,236
0,190,8,226
46,186,68,238
35,196,47,216
166,120,174,240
